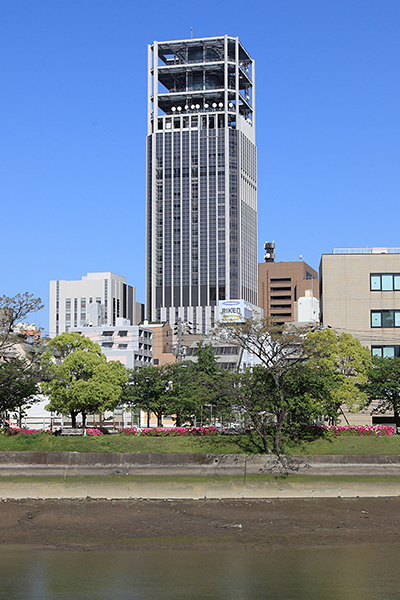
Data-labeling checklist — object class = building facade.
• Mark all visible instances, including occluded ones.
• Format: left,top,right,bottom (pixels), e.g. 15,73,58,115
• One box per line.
258,260,319,325
49,272,144,337
70,319,153,369
144,321,176,366
146,35,257,334
320,248,400,355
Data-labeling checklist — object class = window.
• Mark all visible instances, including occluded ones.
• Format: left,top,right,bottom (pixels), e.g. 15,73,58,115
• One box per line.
102,331,113,336
102,342,113,348
118,331,128,337
371,310,400,327
372,346,400,358
270,278,291,282
153,359,159,365
370,274,400,291
118,344,128,349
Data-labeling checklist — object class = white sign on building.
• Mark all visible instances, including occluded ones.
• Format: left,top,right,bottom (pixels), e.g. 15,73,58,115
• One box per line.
218,300,253,323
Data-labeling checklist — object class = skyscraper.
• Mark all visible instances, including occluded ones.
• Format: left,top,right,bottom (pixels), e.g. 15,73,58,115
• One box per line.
146,35,257,333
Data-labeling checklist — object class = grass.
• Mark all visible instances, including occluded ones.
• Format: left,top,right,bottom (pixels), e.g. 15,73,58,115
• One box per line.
290,435,400,456
1,431,400,455
0,433,255,454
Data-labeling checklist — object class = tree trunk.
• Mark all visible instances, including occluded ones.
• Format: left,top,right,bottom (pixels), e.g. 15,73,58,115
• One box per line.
82,412,87,428
70,410,77,428
274,413,286,454
157,413,163,427
260,432,272,454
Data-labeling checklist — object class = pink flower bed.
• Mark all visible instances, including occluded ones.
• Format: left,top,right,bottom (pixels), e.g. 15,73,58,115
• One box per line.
5,427,53,436
324,425,395,436
85,428,103,436
119,426,221,437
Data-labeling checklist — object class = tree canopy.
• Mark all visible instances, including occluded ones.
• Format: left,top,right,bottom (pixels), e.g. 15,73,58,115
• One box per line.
122,364,172,427
305,329,372,416
42,334,127,427
221,362,340,453
0,357,39,424
122,342,225,427
362,356,400,428
44,331,102,361
0,293,43,359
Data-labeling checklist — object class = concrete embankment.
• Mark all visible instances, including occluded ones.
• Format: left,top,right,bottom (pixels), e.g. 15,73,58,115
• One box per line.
1,452,400,499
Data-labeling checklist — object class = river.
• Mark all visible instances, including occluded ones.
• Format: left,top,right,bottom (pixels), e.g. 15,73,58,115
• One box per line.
1,544,399,599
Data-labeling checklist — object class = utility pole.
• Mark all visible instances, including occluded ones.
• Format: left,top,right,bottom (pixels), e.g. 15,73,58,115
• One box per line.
176,317,183,362
173,318,193,362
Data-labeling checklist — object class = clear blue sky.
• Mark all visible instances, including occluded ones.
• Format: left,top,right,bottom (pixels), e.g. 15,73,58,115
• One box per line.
1,0,399,332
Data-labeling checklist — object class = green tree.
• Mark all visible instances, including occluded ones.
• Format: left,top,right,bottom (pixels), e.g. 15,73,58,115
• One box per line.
305,329,372,418
122,365,172,427
0,293,43,359
44,331,102,361
212,317,310,369
362,356,400,429
0,357,39,425
223,363,340,454
42,340,127,427
162,361,199,426
166,342,229,426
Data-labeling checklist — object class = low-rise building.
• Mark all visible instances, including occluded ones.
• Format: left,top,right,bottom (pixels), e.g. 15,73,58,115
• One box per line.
144,321,176,366
320,248,400,354
70,318,153,369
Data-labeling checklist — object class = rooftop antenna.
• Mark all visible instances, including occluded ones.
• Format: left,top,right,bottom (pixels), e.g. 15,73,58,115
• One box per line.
191,27,193,38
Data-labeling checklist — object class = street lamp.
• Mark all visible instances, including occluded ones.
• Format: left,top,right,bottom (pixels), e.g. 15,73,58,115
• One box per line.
145,376,150,428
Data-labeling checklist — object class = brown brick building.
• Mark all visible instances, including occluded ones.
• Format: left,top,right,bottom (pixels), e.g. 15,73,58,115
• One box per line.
258,261,319,324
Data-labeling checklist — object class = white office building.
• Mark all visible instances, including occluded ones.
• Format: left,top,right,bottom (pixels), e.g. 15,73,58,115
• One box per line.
49,272,144,337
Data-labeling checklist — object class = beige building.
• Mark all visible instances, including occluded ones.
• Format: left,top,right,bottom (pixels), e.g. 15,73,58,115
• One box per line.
320,248,400,356
258,260,319,325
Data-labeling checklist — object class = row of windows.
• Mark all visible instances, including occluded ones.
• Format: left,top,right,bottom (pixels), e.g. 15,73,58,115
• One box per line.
102,330,128,337
372,346,400,358
371,310,400,328
101,342,128,349
371,273,400,291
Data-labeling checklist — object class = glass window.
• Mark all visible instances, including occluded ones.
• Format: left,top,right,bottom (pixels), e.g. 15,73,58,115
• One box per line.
371,311,381,327
372,347,382,357
382,275,393,291
394,275,400,290
383,346,395,358
370,275,381,290
395,312,400,327
382,310,394,328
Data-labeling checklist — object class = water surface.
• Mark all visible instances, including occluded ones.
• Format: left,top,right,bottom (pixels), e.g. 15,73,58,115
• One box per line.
1,544,398,599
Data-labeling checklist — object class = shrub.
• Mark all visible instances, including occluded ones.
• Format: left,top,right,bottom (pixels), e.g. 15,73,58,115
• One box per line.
324,424,395,437
85,428,103,436
3,427,53,436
